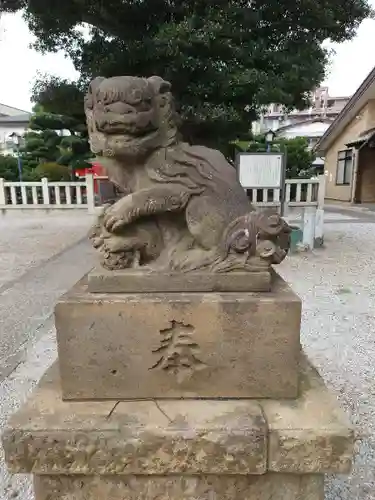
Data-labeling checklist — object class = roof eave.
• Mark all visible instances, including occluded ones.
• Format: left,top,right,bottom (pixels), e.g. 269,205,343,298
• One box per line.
316,66,375,154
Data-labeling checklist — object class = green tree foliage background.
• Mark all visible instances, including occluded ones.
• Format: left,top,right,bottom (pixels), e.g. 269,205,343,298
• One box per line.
1,0,372,151
0,106,92,181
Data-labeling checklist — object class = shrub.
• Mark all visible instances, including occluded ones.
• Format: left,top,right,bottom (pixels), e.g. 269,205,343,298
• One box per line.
34,162,71,181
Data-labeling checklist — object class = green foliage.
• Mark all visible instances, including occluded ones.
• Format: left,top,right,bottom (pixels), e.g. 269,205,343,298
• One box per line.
278,137,317,178
34,162,71,181
1,0,372,149
31,76,87,124
21,130,61,164
30,112,80,133
233,135,316,178
0,153,41,181
0,107,91,181
17,105,92,180
0,155,19,181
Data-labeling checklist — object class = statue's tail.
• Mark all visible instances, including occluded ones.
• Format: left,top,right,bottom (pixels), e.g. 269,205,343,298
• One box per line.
221,213,258,259
221,210,291,262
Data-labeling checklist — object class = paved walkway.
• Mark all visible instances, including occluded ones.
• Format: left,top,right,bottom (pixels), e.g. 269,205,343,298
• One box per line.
0,212,96,500
0,213,97,382
0,210,375,499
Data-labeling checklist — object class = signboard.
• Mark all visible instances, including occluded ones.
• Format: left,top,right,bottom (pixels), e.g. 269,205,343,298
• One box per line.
237,152,285,189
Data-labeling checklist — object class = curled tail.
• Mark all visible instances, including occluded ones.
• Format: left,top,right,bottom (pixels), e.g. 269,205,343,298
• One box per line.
221,210,291,262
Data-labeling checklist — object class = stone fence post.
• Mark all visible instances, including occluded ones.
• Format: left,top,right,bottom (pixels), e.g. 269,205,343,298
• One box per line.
314,174,326,246
41,177,50,205
85,173,96,214
0,178,5,206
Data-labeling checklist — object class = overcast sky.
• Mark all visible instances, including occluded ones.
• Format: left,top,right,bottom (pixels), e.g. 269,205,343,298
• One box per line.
1,10,375,111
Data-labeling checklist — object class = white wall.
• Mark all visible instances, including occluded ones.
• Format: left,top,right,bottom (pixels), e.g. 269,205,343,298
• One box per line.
0,123,29,154
276,121,331,140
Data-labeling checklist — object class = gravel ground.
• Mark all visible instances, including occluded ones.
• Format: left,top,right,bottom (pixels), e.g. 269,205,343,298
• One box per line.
1,213,375,499
0,324,57,500
279,221,375,500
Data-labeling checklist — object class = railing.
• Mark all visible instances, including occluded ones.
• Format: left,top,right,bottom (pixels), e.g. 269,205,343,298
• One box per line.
247,177,324,212
0,173,326,249
249,176,326,249
0,174,96,213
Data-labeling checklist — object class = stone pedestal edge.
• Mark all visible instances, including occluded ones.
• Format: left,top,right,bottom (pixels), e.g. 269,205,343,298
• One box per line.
2,353,353,476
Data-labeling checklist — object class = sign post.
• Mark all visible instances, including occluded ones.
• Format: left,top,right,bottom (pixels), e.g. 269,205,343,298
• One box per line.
236,152,287,215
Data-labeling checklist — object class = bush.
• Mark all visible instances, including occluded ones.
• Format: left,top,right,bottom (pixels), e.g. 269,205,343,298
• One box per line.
34,162,71,181
0,154,19,181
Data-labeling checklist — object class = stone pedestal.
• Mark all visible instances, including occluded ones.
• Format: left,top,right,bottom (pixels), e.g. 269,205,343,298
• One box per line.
33,475,324,500
3,357,352,500
55,274,301,400
2,269,354,499
87,266,273,293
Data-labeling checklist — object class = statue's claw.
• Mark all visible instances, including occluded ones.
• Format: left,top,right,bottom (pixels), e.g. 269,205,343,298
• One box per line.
103,213,127,233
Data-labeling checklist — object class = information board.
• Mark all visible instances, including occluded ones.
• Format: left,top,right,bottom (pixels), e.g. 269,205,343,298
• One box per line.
237,153,284,189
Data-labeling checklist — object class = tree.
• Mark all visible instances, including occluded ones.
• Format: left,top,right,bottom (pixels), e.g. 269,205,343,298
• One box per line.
233,135,316,178
34,162,71,181
0,155,19,181
278,137,317,178
18,107,92,179
1,0,372,147
31,77,87,125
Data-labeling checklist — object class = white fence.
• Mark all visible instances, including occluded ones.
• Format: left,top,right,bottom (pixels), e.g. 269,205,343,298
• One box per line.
0,173,325,249
249,176,325,249
0,174,96,214
245,175,325,249
247,176,325,211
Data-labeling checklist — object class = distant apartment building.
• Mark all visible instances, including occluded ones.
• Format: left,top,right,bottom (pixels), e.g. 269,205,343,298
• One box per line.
252,87,351,149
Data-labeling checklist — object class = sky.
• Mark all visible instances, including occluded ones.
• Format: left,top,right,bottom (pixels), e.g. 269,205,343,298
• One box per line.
1,9,375,111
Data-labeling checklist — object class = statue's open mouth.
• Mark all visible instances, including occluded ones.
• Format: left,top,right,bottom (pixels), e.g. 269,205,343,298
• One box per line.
95,129,161,158
95,110,157,137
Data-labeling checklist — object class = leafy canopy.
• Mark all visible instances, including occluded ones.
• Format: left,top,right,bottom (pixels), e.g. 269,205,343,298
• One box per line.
26,106,91,172
2,0,373,146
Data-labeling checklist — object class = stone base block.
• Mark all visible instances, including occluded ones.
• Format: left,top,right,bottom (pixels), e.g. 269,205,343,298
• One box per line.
55,273,301,400
33,473,324,500
87,267,272,293
2,356,353,489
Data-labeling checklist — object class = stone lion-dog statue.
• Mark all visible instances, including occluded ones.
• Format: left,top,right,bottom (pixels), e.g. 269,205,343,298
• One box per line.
84,75,290,272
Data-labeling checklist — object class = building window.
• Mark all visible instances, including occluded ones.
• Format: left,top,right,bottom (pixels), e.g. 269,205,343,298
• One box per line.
336,149,353,185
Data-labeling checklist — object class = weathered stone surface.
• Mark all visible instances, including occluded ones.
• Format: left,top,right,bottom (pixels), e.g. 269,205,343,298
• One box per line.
264,354,354,474
85,75,291,273
2,364,267,475
2,354,353,477
33,473,324,500
55,273,301,399
87,267,271,293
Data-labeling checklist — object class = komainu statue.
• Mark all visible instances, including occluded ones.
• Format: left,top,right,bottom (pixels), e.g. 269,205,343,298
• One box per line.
85,75,291,273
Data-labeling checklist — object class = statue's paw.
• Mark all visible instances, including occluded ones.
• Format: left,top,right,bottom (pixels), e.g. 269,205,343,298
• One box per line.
92,236,104,249
103,212,128,233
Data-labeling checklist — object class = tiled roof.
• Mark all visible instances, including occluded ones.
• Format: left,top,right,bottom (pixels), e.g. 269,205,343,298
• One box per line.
346,127,375,147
